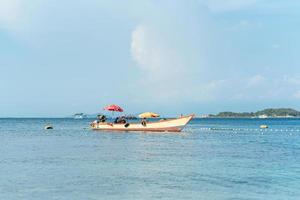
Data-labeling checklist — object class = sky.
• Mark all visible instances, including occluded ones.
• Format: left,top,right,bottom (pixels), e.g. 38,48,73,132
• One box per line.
0,0,300,117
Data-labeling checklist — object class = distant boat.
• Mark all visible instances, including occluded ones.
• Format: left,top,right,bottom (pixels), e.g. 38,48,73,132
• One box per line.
74,113,86,119
91,114,194,132
258,114,268,119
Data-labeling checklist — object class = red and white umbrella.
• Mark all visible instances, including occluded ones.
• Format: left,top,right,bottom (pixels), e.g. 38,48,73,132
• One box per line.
103,104,124,113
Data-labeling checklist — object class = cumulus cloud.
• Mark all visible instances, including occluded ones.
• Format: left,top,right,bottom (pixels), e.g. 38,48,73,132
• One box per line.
1,0,300,113
129,0,300,104
131,25,185,81
130,25,189,101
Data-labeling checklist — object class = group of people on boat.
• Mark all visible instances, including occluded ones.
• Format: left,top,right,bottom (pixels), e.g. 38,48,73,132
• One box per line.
114,116,127,124
90,105,193,132
94,114,147,126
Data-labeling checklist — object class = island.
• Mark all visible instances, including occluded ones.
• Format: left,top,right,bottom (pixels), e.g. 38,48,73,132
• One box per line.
207,108,300,118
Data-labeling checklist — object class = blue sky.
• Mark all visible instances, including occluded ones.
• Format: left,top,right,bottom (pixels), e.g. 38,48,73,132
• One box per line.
0,0,300,117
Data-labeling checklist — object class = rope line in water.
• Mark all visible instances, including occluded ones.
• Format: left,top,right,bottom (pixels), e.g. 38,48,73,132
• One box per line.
198,127,300,132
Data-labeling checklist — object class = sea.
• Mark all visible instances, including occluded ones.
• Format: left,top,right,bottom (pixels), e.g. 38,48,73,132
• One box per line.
0,118,299,200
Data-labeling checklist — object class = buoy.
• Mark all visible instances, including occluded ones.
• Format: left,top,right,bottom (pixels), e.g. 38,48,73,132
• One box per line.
44,124,53,130
260,125,268,129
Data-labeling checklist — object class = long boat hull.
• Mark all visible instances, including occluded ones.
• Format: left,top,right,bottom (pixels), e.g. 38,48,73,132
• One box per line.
91,114,194,132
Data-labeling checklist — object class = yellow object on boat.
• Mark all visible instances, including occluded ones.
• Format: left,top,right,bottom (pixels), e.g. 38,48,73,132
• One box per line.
138,112,160,118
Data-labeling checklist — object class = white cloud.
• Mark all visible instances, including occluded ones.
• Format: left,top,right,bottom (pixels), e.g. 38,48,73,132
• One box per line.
129,1,222,103
131,25,184,80
131,27,289,103
183,74,300,102
1,0,300,109
236,75,300,100
129,1,300,104
0,0,22,30
130,25,188,101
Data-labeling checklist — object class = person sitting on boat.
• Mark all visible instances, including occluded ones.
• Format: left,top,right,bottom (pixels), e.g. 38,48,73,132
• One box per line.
114,117,120,124
141,118,147,126
97,115,106,122
119,116,127,124
114,116,126,124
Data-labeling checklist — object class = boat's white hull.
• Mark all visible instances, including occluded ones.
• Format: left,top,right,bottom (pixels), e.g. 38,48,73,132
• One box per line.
91,115,194,132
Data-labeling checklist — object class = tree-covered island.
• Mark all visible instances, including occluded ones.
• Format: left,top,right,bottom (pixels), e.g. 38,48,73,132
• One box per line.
208,108,300,118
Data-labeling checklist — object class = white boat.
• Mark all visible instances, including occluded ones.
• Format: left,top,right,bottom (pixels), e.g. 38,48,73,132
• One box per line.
91,114,194,132
74,113,86,119
258,114,268,119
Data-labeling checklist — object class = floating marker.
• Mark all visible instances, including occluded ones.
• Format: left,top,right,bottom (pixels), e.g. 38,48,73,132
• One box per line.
44,124,53,130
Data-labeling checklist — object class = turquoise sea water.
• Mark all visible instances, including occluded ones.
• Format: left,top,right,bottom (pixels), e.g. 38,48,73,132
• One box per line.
0,118,300,200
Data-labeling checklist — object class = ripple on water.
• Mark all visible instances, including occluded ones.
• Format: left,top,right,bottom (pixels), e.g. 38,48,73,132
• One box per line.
0,118,300,199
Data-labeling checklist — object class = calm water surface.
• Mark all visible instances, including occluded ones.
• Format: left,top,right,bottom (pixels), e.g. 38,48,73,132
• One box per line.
0,118,299,200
